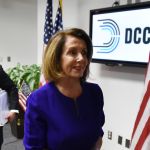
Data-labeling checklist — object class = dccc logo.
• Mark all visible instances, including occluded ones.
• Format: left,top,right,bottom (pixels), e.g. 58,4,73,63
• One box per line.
95,19,120,53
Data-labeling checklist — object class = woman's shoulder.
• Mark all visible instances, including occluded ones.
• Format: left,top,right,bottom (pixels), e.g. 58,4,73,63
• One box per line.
83,81,103,93
83,81,101,89
27,82,54,102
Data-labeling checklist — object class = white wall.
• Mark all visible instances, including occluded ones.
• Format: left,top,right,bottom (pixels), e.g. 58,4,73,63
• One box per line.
89,64,145,150
0,0,37,69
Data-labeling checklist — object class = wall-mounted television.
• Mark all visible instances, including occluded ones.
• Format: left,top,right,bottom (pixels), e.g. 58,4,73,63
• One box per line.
89,2,150,67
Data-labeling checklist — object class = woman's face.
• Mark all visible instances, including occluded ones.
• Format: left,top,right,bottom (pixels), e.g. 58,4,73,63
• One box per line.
60,35,88,80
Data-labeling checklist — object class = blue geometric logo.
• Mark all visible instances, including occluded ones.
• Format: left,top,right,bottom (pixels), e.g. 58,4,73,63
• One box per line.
94,19,120,53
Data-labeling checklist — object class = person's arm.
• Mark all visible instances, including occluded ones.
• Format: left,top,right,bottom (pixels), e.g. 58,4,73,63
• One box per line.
23,93,47,150
93,84,105,150
0,65,19,122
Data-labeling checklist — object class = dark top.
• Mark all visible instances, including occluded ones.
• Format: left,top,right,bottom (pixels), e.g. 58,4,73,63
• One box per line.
0,65,18,110
24,82,105,150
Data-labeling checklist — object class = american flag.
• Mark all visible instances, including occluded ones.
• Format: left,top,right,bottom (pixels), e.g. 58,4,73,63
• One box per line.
53,0,63,35
40,0,63,87
43,0,53,45
130,53,150,150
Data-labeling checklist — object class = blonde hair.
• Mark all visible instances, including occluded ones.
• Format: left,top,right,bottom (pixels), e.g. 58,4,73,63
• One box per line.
42,28,93,82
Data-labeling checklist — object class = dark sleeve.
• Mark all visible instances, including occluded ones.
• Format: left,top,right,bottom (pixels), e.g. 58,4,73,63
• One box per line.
23,93,47,150
94,84,105,137
0,65,19,110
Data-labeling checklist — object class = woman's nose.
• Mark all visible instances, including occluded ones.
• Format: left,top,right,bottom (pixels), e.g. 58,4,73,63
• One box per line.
76,53,84,61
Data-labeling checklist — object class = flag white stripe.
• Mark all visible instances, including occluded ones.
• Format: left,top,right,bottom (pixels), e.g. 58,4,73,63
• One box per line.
141,133,150,150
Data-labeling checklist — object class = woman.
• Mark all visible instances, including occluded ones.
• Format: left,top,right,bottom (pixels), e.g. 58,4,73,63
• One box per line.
0,65,19,149
24,28,105,150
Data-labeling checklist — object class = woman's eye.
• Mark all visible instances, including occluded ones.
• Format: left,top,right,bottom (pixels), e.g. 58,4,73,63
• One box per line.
69,50,77,56
67,49,87,57
82,50,87,56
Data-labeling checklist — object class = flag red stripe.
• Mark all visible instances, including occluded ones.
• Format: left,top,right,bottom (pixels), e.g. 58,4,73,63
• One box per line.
134,117,150,149
132,81,150,139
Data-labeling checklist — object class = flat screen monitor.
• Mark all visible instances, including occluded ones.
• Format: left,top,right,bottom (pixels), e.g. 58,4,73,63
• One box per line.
89,2,150,67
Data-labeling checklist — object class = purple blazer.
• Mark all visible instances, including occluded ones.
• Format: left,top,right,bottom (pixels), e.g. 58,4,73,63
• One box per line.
23,82,105,150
